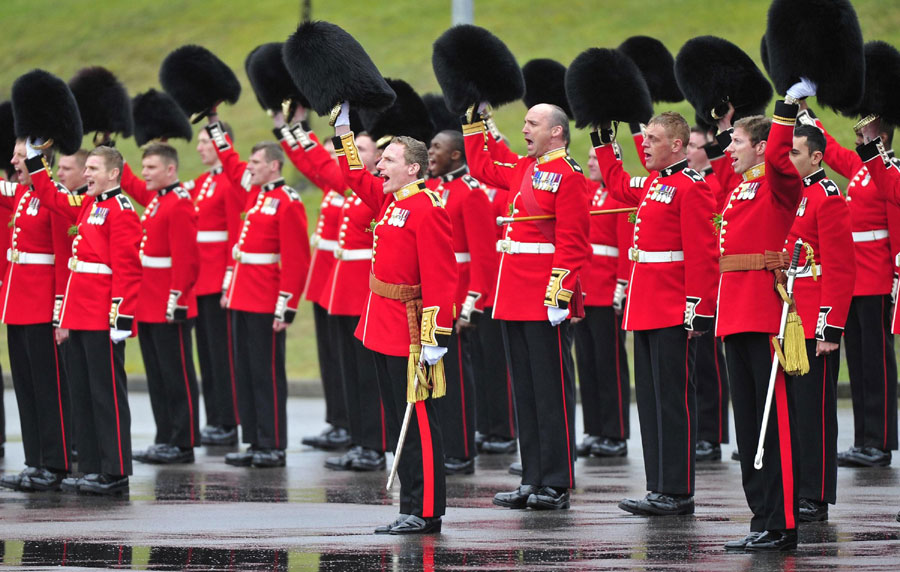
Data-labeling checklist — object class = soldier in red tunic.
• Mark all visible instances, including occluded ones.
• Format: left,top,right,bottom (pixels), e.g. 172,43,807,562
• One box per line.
29,144,142,495
593,112,719,517
781,124,855,522
334,100,456,534
0,141,73,492
465,103,590,511
120,144,201,464
205,119,310,469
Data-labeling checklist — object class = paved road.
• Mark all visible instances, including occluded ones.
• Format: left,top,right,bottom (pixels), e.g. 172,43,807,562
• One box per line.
0,390,898,570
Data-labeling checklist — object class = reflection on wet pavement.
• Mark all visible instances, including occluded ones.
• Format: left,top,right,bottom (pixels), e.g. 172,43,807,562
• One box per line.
0,394,898,571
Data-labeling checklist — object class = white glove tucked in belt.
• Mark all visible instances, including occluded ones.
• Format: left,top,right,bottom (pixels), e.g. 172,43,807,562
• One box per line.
421,344,448,366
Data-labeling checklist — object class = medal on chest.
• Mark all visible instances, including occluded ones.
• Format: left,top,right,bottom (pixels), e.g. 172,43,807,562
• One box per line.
736,182,760,200
25,196,40,216
649,183,675,204
260,196,281,215
532,169,562,192
87,206,109,225
796,197,808,217
388,207,410,227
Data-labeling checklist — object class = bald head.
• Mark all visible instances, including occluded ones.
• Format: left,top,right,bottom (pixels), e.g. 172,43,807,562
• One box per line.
523,103,569,158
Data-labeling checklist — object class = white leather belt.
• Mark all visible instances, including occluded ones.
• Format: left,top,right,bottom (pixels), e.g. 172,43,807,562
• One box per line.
7,249,54,265
795,265,822,279
335,248,373,261
197,230,228,243
235,251,280,265
455,252,471,263
316,238,338,252
142,255,173,268
853,229,889,243
496,239,555,255
628,248,684,263
591,244,619,257
68,258,112,274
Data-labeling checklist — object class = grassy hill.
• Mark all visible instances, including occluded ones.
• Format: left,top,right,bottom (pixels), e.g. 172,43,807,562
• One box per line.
0,0,897,379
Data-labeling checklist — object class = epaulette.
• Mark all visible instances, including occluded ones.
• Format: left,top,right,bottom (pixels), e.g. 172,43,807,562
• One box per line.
630,176,647,189
461,174,481,190
423,189,444,207
681,168,704,183
0,181,17,197
818,179,841,197
116,194,135,211
282,185,302,201
182,179,196,191
174,187,191,200
493,160,515,168
563,156,583,173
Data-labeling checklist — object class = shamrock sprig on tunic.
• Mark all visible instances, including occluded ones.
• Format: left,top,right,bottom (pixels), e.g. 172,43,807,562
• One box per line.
627,211,637,224
711,212,723,235
68,224,78,237
367,218,376,233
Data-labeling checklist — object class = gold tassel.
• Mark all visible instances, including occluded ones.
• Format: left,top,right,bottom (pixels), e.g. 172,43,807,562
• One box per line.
803,243,818,281
406,345,429,403
430,358,447,399
782,310,810,376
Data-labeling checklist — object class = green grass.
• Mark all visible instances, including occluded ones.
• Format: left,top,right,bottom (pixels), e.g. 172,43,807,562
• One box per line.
0,0,897,379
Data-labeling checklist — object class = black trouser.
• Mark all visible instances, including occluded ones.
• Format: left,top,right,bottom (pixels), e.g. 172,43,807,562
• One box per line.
632,326,695,495
331,314,386,452
502,320,576,490
7,323,70,471
196,294,237,428
67,330,131,476
373,352,445,518
138,320,200,449
435,328,476,460
231,310,287,450
573,306,630,440
313,303,349,430
691,333,730,444
790,339,839,504
472,310,516,441
725,332,798,531
844,295,898,450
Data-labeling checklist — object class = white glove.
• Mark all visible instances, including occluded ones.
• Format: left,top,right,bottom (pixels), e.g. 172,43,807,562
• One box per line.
786,77,817,101
334,101,350,128
613,279,627,313
25,138,43,159
110,329,131,343
421,344,448,366
892,272,899,305
547,306,569,327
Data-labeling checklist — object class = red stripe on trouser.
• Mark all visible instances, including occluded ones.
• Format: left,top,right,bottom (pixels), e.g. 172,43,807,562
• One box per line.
52,332,69,469
774,369,796,529
227,311,240,424
457,339,469,457
178,324,196,447
271,331,280,449
415,400,435,517
713,336,723,442
614,316,624,437
684,338,692,494
557,329,573,488
506,369,515,437
109,339,124,475
820,356,827,501
882,297,889,449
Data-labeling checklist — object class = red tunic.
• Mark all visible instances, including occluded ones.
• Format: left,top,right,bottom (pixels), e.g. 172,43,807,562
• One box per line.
583,182,632,307
324,191,376,316
712,101,804,337
593,143,719,331
183,168,240,296
426,167,497,315
818,119,900,297
334,132,457,357
483,184,509,309
135,183,200,322
783,169,855,341
464,121,590,321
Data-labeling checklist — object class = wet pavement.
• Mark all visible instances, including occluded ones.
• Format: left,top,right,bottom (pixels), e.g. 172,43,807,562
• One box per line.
0,389,898,570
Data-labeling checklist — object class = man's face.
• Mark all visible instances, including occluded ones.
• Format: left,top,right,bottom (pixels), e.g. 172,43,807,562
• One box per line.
57,155,86,190
356,135,378,174
790,136,820,179
141,154,176,191
376,142,418,194
427,133,456,178
641,123,679,171
84,155,117,197
686,132,710,170
522,106,555,158
247,150,279,187
11,142,30,186
725,127,764,176
196,130,218,166
587,152,603,183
